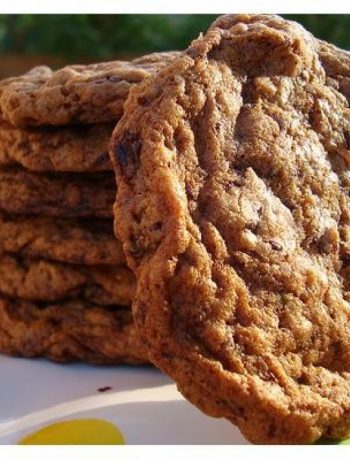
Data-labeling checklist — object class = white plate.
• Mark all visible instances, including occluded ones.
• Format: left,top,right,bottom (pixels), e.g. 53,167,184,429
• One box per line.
0,355,247,445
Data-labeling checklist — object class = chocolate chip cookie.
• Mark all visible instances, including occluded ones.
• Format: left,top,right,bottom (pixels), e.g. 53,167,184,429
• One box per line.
0,121,113,172
317,39,350,102
0,169,114,218
0,213,124,266
0,52,179,127
110,14,350,444
0,295,148,364
0,254,135,305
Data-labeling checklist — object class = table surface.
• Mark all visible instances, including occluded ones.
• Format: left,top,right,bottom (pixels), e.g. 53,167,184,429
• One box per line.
0,355,247,445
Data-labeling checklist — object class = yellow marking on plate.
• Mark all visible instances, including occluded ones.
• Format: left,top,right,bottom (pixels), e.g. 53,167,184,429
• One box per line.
18,418,125,445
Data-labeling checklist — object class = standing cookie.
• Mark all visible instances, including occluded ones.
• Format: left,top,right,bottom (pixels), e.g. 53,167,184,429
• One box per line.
110,14,350,444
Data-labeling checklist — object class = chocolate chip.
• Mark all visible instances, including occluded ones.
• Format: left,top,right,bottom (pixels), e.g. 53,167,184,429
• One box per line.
128,235,145,259
267,422,277,438
137,95,153,106
94,151,109,166
344,131,350,149
107,76,122,83
270,240,283,251
115,131,141,181
245,221,258,232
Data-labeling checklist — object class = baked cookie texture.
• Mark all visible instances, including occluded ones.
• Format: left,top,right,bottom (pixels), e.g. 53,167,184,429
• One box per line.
0,296,148,364
0,213,125,265
111,14,350,443
317,40,350,102
0,52,178,366
0,52,179,127
0,254,135,305
0,169,114,218
0,121,113,172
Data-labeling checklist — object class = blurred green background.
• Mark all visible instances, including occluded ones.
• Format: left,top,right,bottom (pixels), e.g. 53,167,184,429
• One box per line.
0,15,349,77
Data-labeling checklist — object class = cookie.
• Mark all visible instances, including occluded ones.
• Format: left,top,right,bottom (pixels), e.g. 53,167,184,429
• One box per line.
0,213,124,266
110,14,350,444
0,254,135,306
0,121,113,172
317,39,350,101
0,169,114,218
0,52,180,127
0,295,148,364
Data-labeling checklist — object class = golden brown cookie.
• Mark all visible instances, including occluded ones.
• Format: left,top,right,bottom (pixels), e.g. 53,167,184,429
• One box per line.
0,295,148,364
0,121,113,172
110,14,350,444
0,168,114,218
0,254,135,306
0,52,179,127
316,41,350,110
0,213,125,266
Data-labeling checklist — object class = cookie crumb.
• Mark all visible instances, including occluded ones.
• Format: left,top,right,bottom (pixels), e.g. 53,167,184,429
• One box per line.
97,386,112,393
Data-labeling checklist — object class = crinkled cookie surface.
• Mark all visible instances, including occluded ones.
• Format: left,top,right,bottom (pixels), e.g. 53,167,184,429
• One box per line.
0,169,115,218
0,213,125,266
0,254,135,306
110,14,350,444
0,295,148,364
0,122,113,172
0,52,180,127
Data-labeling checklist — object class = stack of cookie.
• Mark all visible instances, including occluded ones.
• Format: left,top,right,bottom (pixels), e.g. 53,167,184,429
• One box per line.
0,52,177,364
